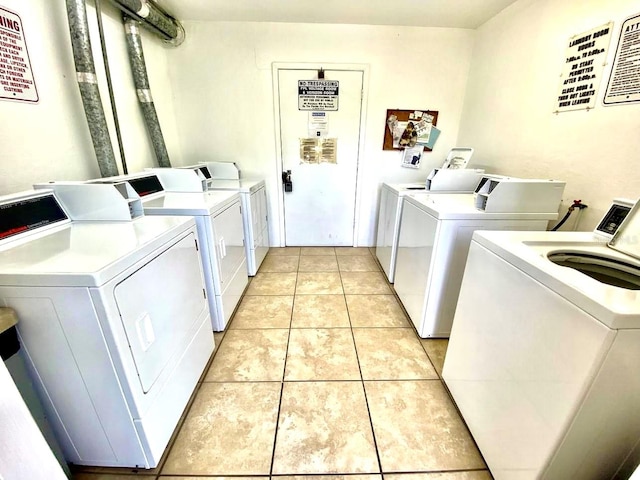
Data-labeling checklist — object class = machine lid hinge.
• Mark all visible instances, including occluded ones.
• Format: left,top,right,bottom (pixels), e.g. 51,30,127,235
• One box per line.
203,288,206,299
195,239,199,251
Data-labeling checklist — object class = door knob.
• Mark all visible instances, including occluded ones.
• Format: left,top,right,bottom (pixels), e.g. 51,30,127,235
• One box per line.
282,170,293,192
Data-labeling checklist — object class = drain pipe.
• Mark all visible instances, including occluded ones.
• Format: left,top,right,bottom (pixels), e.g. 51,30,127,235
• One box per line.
66,0,119,177
124,17,171,167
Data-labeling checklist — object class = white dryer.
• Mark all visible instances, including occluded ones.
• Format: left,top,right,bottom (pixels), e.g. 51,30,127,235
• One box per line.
0,187,213,468
93,173,249,332
205,179,269,276
443,198,640,479
393,184,563,338
149,167,269,277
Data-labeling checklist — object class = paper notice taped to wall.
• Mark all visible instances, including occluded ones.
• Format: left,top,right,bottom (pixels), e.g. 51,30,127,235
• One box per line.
604,13,640,106
299,138,338,164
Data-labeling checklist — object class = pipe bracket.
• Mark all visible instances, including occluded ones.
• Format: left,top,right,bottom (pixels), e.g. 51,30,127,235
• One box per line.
137,0,150,18
124,20,140,36
76,72,98,84
136,88,153,103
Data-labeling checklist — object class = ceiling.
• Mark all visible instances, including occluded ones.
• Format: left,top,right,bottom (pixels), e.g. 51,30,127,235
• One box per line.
156,0,520,29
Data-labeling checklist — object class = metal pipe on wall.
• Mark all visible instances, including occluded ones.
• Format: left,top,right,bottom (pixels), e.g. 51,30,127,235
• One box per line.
95,0,129,174
109,0,181,41
66,0,120,178
124,17,171,168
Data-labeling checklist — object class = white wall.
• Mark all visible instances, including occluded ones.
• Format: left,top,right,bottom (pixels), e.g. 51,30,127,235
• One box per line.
166,22,475,245
0,0,182,195
457,0,640,229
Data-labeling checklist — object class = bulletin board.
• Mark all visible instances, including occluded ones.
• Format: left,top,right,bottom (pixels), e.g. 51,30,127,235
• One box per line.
383,109,439,151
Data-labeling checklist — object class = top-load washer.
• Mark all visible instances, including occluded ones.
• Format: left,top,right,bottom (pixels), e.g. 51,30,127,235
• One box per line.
393,177,565,338
375,173,485,282
89,172,248,332
443,198,640,480
0,186,213,468
375,147,483,282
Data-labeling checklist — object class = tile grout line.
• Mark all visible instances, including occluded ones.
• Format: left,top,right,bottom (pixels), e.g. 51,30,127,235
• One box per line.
369,249,492,475
268,259,297,476
344,270,385,476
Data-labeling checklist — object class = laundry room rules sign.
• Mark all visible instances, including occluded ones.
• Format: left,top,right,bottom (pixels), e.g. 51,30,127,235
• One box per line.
554,23,612,113
604,13,640,106
298,80,339,111
0,6,37,103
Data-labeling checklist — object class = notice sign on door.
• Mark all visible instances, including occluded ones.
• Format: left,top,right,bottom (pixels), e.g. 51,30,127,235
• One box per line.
0,6,37,103
298,80,339,111
604,14,640,106
554,22,612,113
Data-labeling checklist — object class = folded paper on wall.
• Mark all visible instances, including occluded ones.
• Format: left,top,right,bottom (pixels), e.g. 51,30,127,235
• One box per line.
299,138,338,164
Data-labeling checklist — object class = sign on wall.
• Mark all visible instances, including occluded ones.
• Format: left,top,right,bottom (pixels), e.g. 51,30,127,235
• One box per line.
298,80,339,111
604,13,640,106
0,6,37,103
554,23,612,113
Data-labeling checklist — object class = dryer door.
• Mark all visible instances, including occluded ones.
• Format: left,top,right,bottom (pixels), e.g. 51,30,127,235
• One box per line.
114,232,207,392
213,201,245,288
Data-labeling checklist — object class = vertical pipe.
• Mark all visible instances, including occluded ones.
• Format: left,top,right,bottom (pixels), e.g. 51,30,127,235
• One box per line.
124,17,171,168
95,0,128,174
66,0,119,177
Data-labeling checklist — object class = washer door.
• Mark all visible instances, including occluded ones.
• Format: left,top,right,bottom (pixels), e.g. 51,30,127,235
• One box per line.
548,251,640,290
114,232,207,392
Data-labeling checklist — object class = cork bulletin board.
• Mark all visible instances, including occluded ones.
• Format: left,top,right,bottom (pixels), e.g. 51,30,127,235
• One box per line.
383,109,439,151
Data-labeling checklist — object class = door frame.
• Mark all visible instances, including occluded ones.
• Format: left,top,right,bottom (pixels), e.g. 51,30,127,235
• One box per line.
272,62,370,247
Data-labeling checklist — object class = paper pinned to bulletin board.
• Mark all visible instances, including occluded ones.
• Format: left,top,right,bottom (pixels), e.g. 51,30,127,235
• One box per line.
383,109,439,151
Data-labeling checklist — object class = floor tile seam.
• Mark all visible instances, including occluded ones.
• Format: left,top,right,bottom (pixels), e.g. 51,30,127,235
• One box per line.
156,377,205,475
277,378,441,383
418,337,444,381
384,278,443,380
269,290,296,477
437,375,489,470
379,467,492,474
285,325,411,330
270,471,382,477
344,294,385,475
199,379,288,384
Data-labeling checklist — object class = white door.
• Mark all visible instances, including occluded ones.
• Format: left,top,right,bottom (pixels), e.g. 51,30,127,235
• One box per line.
276,67,364,246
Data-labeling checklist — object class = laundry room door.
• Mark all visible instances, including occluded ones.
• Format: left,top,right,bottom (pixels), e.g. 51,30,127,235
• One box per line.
275,67,365,246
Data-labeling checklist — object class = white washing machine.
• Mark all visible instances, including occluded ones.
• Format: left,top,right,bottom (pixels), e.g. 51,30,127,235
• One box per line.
92,173,249,332
0,187,213,468
375,148,481,283
443,198,640,480
375,172,484,282
394,179,565,338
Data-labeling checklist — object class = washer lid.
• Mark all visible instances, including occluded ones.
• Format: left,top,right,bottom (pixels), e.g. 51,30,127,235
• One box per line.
441,147,474,169
609,199,640,260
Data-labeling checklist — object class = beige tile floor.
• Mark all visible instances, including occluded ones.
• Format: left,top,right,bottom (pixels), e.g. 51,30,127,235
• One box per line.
72,247,491,480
